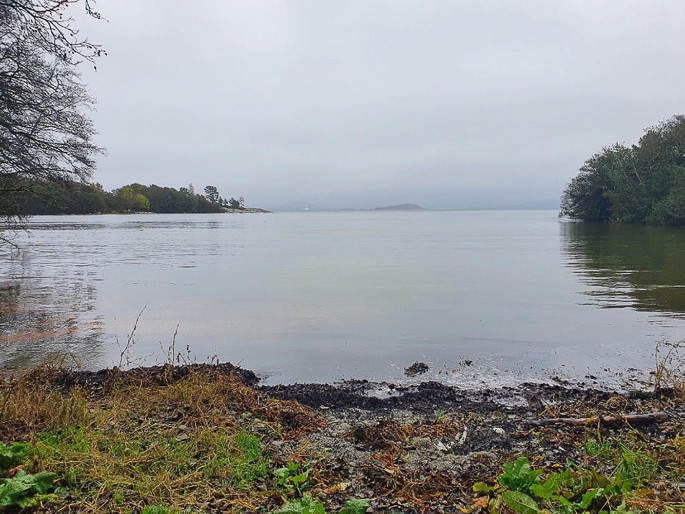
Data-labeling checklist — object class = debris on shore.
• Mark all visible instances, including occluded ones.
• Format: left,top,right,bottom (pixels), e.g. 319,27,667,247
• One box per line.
0,362,683,513
404,361,430,377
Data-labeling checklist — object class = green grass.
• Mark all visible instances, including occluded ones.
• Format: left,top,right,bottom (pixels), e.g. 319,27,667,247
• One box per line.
0,368,323,512
33,416,273,510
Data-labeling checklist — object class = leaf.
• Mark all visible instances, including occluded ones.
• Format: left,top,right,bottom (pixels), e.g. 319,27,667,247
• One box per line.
488,497,502,514
324,481,351,494
0,442,32,471
529,478,558,499
578,488,604,509
499,457,542,493
501,491,540,514
473,482,494,494
29,472,57,494
274,467,290,479
0,470,56,507
470,496,490,510
272,497,326,514
339,498,371,514
292,470,310,487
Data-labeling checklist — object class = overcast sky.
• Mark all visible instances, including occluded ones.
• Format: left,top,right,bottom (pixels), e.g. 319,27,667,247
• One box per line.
76,1,685,210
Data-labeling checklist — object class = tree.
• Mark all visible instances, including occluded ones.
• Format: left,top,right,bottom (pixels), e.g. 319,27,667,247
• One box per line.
560,145,622,222
204,185,219,204
111,186,149,212
0,0,103,239
561,115,685,225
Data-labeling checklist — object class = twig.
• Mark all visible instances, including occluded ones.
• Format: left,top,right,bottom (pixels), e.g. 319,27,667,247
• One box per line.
534,412,668,427
117,305,146,369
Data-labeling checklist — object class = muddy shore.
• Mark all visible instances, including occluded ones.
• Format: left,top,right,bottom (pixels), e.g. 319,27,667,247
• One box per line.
28,361,683,513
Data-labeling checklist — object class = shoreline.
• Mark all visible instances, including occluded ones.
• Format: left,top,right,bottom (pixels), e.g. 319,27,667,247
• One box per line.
2,362,682,512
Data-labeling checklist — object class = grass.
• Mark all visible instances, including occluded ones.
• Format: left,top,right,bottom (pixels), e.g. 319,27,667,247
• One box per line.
0,365,322,512
653,339,685,399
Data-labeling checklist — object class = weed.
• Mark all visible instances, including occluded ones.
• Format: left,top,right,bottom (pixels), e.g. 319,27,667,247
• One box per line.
653,339,685,399
338,499,372,514
230,431,270,487
117,305,147,369
274,461,313,495
0,470,59,509
0,368,89,439
142,506,181,514
433,409,448,421
273,494,326,514
585,437,659,488
474,452,654,513
498,456,543,493
272,495,371,514
0,439,60,509
0,441,32,469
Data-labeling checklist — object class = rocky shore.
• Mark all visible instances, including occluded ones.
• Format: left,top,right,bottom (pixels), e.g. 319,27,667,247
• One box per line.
221,207,272,213
0,362,683,513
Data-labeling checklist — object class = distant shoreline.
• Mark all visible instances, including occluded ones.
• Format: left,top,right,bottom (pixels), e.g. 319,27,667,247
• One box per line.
24,208,273,215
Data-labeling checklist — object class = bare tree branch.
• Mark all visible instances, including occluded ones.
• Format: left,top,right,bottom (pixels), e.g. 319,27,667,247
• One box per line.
0,0,104,240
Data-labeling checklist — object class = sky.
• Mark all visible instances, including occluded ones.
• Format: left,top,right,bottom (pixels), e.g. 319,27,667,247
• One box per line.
75,1,685,211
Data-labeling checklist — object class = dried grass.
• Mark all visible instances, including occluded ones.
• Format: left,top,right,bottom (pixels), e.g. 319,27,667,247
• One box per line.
653,339,685,400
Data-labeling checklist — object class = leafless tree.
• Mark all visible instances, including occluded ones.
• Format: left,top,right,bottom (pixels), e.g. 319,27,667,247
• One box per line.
0,0,104,242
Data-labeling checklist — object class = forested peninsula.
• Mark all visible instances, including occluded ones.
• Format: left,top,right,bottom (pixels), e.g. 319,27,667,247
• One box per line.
561,115,685,225
9,182,256,215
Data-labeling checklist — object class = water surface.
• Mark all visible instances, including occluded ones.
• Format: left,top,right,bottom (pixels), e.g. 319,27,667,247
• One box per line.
1,211,684,386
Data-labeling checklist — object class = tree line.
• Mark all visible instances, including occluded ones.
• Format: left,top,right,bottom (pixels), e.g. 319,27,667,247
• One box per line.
14,181,244,215
561,115,685,225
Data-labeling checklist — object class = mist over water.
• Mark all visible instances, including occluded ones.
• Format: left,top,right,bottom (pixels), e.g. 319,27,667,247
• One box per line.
1,211,684,386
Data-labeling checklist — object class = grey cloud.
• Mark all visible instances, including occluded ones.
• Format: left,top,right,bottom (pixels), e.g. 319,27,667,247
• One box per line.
77,0,685,209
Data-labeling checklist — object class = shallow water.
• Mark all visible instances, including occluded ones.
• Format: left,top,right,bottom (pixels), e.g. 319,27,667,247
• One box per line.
1,211,684,385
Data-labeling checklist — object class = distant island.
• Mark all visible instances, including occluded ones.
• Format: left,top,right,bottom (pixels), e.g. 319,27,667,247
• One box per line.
270,202,428,212
372,203,427,211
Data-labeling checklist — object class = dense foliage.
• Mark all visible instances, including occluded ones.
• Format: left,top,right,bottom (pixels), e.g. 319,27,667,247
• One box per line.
13,180,241,214
561,115,685,225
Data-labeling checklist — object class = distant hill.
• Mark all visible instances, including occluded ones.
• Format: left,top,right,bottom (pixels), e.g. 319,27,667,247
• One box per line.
372,203,427,211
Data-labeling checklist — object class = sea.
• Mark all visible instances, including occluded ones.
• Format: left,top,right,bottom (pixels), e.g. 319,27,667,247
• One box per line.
1,210,684,387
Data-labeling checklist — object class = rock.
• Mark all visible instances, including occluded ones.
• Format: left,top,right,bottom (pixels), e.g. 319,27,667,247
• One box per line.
405,361,430,377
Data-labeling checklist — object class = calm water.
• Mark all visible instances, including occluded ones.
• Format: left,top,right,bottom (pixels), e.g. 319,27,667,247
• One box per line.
1,211,685,386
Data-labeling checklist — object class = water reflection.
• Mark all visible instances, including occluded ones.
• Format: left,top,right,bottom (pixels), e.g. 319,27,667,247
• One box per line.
561,221,685,316
0,248,105,369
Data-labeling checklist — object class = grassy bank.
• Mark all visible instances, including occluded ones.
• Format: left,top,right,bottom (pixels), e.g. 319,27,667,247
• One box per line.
0,363,683,513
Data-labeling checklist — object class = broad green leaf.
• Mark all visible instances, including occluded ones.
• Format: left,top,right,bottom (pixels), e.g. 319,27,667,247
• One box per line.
530,478,557,499
501,490,540,514
29,472,57,494
272,498,326,514
499,457,542,493
274,468,290,479
578,488,604,509
0,442,32,471
292,471,310,487
0,470,57,507
339,498,371,514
